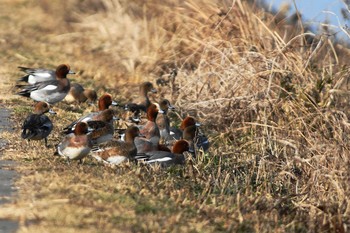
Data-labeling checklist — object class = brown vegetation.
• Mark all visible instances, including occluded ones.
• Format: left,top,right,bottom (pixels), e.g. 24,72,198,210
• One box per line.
1,0,350,232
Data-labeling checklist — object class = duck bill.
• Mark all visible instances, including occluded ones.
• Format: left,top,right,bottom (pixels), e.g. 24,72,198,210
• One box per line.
111,101,118,106
49,109,57,115
68,70,75,75
195,122,201,127
168,105,175,111
151,88,157,93
131,117,141,123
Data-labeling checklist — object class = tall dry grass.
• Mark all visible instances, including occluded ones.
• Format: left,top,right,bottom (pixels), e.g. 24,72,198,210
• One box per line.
2,0,350,232
71,0,350,231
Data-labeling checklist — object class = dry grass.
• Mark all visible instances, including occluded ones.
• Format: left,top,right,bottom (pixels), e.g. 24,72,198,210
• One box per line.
1,0,350,232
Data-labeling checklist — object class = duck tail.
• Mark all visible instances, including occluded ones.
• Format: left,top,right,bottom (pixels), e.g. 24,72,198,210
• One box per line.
18,66,30,72
16,89,31,98
62,125,74,135
17,74,30,83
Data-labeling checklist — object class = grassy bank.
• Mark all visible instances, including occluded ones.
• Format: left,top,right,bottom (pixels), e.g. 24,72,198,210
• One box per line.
0,0,350,232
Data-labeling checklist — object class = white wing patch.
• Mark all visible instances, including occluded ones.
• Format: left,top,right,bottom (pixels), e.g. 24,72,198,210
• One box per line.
34,72,52,78
147,157,172,163
42,85,57,91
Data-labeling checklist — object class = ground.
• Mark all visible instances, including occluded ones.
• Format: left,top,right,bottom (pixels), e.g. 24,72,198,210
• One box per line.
0,0,350,232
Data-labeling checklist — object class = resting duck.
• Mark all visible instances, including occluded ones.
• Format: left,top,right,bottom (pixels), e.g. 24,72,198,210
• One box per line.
134,104,161,153
63,93,117,134
21,101,55,147
16,64,73,104
181,116,209,153
91,126,140,165
125,81,157,122
142,139,190,167
156,99,175,142
65,83,97,104
57,122,92,163
87,109,117,145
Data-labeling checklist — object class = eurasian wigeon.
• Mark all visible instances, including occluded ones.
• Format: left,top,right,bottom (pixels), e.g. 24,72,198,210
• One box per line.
167,115,196,142
134,104,160,153
87,109,117,145
63,93,117,134
17,64,75,84
16,64,72,104
57,122,93,163
181,116,209,153
156,99,175,142
64,83,97,104
125,82,157,122
143,139,190,167
91,126,140,165
21,101,56,147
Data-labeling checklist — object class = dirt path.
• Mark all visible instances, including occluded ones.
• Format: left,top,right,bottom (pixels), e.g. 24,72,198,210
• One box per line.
0,107,18,233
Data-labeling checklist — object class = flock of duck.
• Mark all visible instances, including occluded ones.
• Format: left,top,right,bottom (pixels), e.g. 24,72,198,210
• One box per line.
15,64,209,167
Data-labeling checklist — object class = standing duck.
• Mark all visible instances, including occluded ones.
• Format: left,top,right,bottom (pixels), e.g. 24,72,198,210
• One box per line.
17,63,75,84
16,64,73,104
21,101,55,147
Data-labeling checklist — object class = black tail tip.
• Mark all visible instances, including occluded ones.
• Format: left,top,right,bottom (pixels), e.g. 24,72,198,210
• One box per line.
17,75,30,83
17,91,31,98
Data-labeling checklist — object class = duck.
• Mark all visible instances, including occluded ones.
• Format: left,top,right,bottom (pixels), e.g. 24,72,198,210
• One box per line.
181,116,209,153
86,109,117,145
134,103,161,153
16,64,73,104
141,139,191,167
125,81,157,122
21,101,55,147
17,64,75,84
57,121,92,163
64,83,97,104
91,126,140,165
156,99,175,142
167,115,198,142
63,93,117,134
